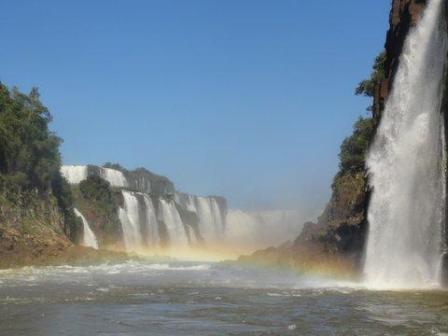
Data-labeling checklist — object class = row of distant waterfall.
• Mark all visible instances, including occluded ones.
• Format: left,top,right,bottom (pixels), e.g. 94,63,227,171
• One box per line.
61,165,302,254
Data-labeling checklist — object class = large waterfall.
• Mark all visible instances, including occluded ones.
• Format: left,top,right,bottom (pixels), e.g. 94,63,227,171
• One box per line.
61,164,300,256
364,0,448,289
74,208,99,250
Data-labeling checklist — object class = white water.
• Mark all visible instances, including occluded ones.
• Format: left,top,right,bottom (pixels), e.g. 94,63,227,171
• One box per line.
158,199,189,248
211,199,225,237
185,195,198,213
60,165,128,187
60,165,88,184
100,167,128,187
196,197,220,242
73,208,99,249
143,194,159,246
364,0,448,289
119,191,143,251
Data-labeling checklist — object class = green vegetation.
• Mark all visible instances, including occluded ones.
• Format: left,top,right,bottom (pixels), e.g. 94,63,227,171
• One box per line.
355,51,386,99
0,84,61,191
73,175,122,244
338,117,375,173
0,83,79,240
333,50,386,185
80,175,114,204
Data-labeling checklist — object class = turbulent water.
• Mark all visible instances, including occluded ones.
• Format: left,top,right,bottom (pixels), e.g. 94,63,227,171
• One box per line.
364,0,448,289
74,208,98,250
0,262,447,336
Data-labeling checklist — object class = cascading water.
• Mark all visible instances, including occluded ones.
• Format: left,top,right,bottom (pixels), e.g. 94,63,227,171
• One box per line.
185,195,198,213
100,167,128,187
211,199,225,236
364,0,448,289
119,191,143,251
196,197,222,242
74,208,98,250
60,165,88,184
158,199,189,248
143,194,159,246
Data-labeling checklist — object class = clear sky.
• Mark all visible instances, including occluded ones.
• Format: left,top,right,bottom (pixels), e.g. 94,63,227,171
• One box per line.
0,0,391,214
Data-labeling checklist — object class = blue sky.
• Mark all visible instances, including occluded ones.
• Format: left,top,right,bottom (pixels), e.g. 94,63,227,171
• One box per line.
0,0,391,213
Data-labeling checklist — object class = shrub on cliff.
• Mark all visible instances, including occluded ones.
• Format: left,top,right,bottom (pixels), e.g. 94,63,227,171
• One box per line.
80,175,114,203
77,175,121,241
355,52,386,99
336,51,384,176
338,117,375,173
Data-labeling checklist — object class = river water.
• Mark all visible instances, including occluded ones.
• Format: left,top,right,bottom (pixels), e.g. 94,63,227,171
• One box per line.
0,261,447,335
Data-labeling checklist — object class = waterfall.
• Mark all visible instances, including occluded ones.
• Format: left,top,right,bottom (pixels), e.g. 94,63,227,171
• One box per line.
74,208,98,250
100,167,128,187
60,165,128,187
158,199,189,248
142,194,159,246
185,195,198,213
60,165,88,184
211,199,225,236
364,0,447,289
119,191,143,251
196,197,217,241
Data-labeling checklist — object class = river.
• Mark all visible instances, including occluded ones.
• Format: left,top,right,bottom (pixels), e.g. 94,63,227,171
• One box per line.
0,261,447,335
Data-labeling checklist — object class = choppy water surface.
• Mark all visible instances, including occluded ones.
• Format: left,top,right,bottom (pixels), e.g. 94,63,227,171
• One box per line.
0,262,447,335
